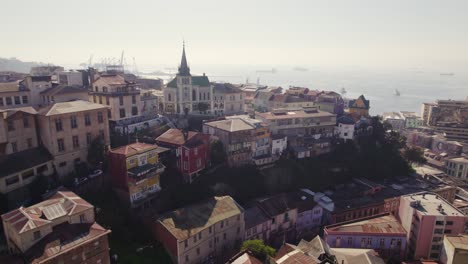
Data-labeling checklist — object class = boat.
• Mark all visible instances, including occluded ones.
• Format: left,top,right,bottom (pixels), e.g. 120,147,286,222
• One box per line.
293,67,308,72
394,89,401,96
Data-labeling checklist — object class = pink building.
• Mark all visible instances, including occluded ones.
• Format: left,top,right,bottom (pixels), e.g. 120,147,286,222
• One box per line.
398,192,468,261
324,213,407,260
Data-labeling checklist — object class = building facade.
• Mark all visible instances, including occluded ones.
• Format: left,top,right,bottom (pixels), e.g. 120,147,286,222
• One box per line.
37,100,110,177
212,83,245,116
348,95,370,117
154,196,245,264
324,214,407,260
108,142,165,209
156,129,210,183
446,157,468,179
1,189,111,264
398,192,468,261
0,81,31,109
440,234,468,264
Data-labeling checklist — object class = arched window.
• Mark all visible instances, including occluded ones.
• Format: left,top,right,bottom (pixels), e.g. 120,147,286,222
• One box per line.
168,93,172,101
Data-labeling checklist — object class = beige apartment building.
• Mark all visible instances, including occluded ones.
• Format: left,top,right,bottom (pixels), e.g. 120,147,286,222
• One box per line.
0,81,31,109
446,157,468,179
37,100,110,177
155,196,245,264
90,74,142,122
0,108,54,195
1,189,111,264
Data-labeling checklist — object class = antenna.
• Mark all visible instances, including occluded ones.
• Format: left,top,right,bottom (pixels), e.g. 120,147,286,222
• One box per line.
120,50,125,66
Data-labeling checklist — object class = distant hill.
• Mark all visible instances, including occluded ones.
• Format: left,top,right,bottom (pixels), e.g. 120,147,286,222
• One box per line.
0,57,49,73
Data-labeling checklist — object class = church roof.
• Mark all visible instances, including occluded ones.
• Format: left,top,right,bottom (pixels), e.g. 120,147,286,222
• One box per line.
349,95,370,109
178,43,191,76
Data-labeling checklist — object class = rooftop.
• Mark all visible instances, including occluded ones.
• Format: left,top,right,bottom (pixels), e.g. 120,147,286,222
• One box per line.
1,189,94,234
213,82,243,94
448,156,468,164
157,196,244,241
110,142,158,156
204,118,255,132
256,108,335,121
25,222,110,263
244,206,270,229
40,85,87,96
402,192,464,216
0,147,52,178
93,74,135,86
227,251,262,264
444,234,468,251
155,128,199,146
331,248,385,264
37,100,108,116
325,214,406,235
0,80,28,93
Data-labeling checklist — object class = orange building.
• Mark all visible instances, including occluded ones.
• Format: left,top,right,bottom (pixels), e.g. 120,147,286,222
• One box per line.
348,95,370,117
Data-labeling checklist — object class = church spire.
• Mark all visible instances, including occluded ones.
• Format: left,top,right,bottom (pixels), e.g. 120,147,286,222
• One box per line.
178,41,191,76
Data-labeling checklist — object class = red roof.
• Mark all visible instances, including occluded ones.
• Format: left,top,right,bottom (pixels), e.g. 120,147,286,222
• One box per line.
155,128,199,147
109,142,157,156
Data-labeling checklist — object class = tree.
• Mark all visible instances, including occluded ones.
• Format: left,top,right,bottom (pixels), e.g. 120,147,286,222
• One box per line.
241,239,276,261
87,137,106,167
210,141,227,165
403,146,427,165
29,174,49,203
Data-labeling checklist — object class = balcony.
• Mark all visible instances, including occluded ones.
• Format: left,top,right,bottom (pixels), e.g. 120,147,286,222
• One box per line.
128,163,165,184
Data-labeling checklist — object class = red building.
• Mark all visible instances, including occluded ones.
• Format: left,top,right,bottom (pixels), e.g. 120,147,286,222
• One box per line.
156,129,210,183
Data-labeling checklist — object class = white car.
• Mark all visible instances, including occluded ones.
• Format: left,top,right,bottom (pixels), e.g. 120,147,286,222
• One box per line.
88,169,103,179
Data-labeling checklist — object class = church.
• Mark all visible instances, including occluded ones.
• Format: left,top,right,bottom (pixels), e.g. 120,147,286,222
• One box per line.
163,44,213,115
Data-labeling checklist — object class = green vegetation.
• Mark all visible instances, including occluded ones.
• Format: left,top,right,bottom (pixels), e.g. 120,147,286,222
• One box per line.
403,146,427,165
87,137,106,167
241,239,276,261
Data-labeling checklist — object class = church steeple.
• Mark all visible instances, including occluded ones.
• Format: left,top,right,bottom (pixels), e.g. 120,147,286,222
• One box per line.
178,41,191,76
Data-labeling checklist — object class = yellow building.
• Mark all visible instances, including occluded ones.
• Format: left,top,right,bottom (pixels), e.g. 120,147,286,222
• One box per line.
348,95,370,117
109,142,165,209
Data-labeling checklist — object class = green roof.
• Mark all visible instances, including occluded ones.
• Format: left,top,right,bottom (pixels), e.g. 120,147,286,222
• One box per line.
167,78,177,88
166,75,210,88
192,76,210,86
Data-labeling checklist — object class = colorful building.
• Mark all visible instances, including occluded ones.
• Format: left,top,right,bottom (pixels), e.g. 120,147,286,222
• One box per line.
440,234,468,264
324,214,407,260
108,142,165,209
156,128,210,183
348,95,370,117
398,192,468,261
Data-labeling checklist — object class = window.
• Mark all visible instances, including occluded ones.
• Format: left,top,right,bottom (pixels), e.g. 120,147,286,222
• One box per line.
70,116,77,128
430,253,439,259
57,139,65,152
435,221,444,225
284,212,289,222
86,133,92,145
119,96,124,105
221,221,224,228
7,120,14,131
23,117,29,128
99,130,105,139
14,96,20,105
11,142,17,153
80,214,85,223
55,119,63,131
132,95,136,104
59,161,67,167
98,96,103,104
168,93,171,101
106,96,109,105
6,175,19,185
72,135,80,149
223,233,227,240
33,231,41,240
209,226,212,233
132,106,138,116
185,255,189,263
193,236,197,243
85,114,91,126
196,248,200,255
22,170,34,180
432,237,442,242
6,97,12,105
348,237,353,246
434,228,443,234
198,233,202,240
98,112,104,123
379,238,385,247
367,238,372,247
446,221,453,226
0,97,3,106
103,87,108,92
444,229,452,234
396,239,402,247
27,138,33,148
184,240,188,248
119,109,126,118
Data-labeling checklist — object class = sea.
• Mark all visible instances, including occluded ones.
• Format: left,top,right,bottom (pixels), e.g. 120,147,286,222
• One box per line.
70,63,468,115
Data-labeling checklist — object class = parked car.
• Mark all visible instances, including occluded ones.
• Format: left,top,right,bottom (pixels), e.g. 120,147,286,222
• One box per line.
88,169,103,179
74,177,88,186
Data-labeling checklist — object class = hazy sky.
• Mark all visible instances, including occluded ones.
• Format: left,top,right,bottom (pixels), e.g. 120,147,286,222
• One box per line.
2,0,468,69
